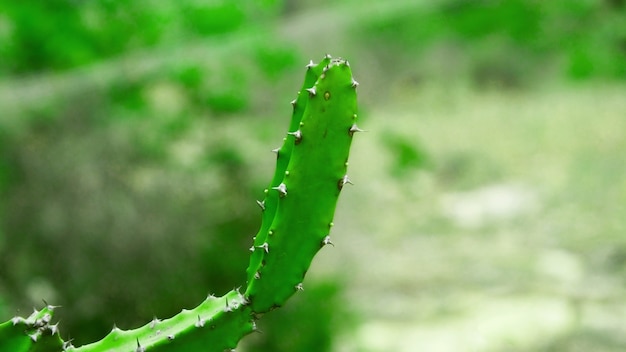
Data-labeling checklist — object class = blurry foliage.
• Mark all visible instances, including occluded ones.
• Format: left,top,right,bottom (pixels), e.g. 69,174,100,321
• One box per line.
362,0,626,85
0,0,281,75
381,131,432,179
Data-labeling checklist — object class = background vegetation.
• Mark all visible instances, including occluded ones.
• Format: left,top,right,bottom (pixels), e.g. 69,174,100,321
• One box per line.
1,0,625,350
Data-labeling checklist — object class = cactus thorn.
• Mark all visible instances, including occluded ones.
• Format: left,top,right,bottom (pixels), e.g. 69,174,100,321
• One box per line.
257,242,269,253
271,147,280,154
295,283,304,291
287,129,302,144
338,175,353,190
349,124,365,136
29,332,39,342
224,298,234,312
136,338,146,352
305,86,317,96
254,271,261,279
256,199,265,210
62,340,74,351
290,99,297,107
150,317,161,329
49,322,60,334
272,183,287,197
306,59,315,68
168,334,175,340
325,53,332,59
195,315,205,328
249,245,255,252
351,77,359,88
322,235,334,247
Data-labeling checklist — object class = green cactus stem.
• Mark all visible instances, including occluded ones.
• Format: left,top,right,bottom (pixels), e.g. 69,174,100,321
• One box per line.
245,55,333,285
245,56,360,312
69,290,253,352
0,55,361,351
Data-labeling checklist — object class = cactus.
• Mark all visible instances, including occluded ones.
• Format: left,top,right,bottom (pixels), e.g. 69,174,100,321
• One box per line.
0,55,361,352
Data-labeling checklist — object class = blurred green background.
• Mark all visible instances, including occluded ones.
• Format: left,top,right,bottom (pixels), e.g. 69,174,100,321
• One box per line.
1,0,625,350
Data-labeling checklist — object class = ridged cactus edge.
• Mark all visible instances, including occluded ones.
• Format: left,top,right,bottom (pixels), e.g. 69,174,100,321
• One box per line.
0,55,361,352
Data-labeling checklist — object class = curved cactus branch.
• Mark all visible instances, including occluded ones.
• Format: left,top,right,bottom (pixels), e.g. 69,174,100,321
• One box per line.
0,55,360,352
245,56,359,312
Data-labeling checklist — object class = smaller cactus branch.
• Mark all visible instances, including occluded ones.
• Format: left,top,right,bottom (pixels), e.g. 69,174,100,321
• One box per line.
245,57,359,312
70,290,253,352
